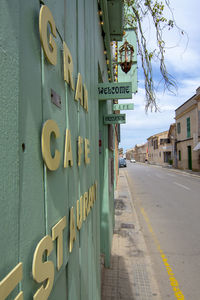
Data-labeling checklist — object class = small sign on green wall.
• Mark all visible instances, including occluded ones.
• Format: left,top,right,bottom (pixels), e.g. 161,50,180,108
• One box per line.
113,103,134,111
104,114,126,124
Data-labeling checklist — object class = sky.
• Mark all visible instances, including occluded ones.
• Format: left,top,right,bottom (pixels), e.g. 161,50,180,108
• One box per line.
119,0,200,152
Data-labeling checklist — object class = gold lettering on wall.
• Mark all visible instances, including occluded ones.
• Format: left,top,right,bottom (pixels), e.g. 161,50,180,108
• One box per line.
52,217,67,271
94,183,97,202
39,5,89,112
64,129,73,167
15,291,23,300
63,41,74,90
0,180,98,300
78,136,83,166
77,196,83,230
0,263,23,300
85,139,90,164
90,185,95,208
83,192,88,220
41,120,61,171
84,85,88,112
87,186,93,215
32,236,54,300
75,73,83,106
39,5,57,65
69,207,76,253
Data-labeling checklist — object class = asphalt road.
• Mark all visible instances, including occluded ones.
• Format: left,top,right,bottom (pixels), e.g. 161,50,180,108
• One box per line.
125,162,200,300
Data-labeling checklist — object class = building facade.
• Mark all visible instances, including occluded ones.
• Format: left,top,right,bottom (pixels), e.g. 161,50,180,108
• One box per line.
126,148,134,160
0,1,124,300
147,130,173,165
134,143,148,162
175,87,200,171
168,123,177,167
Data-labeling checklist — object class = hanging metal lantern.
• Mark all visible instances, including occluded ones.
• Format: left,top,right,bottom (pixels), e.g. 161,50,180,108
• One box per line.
119,40,134,74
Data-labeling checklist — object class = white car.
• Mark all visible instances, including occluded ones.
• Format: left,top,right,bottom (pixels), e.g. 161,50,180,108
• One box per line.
130,159,136,163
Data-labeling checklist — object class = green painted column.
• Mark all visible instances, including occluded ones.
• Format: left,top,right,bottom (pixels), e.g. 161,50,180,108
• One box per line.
99,99,114,268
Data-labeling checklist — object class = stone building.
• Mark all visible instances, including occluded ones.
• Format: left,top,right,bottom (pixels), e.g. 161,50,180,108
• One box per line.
126,148,135,160
134,143,148,162
168,123,177,167
147,130,172,165
175,87,200,171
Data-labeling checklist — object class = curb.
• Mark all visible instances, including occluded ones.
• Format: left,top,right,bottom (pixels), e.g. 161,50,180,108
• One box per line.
101,169,161,300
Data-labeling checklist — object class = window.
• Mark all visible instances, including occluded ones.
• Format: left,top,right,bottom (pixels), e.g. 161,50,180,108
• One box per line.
153,139,158,150
187,117,191,138
160,138,170,145
177,122,181,134
178,150,181,161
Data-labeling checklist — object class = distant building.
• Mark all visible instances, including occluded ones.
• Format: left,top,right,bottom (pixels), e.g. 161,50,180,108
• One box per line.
134,143,148,162
119,147,124,157
175,87,200,171
147,130,172,165
126,148,134,160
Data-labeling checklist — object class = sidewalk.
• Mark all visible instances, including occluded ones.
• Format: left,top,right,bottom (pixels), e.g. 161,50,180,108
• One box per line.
101,169,161,300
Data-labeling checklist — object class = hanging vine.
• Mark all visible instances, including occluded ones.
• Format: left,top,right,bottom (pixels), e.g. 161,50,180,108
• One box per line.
123,0,186,112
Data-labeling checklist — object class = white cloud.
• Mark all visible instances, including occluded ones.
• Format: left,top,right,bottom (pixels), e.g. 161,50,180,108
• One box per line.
164,46,200,74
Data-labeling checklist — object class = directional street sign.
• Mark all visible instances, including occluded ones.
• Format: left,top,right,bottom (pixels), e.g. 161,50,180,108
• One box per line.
98,82,132,100
104,114,126,124
113,103,134,111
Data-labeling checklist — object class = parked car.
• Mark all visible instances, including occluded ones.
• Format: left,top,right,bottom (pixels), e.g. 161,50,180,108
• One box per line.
119,158,127,168
130,159,136,163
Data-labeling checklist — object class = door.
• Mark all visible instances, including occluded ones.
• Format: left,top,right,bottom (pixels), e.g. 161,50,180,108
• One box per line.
188,145,192,170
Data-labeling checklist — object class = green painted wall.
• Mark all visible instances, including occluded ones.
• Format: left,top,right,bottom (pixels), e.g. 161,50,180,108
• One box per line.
0,0,116,299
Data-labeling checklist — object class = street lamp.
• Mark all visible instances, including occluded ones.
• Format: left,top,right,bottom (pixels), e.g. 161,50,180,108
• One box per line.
119,40,134,74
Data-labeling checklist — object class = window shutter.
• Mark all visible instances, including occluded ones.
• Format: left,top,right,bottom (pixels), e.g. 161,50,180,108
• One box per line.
187,117,190,138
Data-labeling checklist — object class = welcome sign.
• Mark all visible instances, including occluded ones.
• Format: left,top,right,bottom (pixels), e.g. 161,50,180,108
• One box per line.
98,82,132,100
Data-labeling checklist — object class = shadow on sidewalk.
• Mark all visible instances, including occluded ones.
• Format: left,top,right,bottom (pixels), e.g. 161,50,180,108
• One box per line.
101,254,136,300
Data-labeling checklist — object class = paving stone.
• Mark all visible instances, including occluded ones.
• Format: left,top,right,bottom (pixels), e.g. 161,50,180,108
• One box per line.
101,169,161,300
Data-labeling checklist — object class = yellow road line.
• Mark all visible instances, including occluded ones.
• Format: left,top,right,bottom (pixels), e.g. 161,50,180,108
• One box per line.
140,207,185,300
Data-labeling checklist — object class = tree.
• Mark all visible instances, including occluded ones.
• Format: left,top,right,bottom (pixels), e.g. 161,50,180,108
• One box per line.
123,0,186,112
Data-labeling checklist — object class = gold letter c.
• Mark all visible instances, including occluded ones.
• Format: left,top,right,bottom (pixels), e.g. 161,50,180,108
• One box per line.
41,120,61,171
